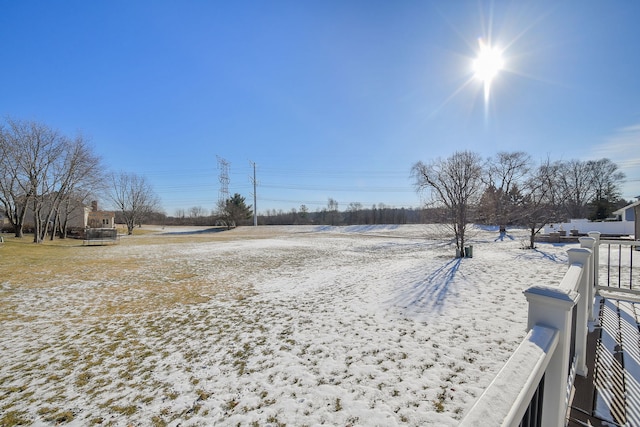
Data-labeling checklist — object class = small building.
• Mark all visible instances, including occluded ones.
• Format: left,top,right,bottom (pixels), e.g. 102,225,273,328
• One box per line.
612,198,639,239
612,198,638,223
87,201,115,228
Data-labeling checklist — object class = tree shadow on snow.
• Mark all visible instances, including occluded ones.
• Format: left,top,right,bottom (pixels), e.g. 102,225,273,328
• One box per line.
391,258,462,315
514,247,567,264
162,228,227,235
494,231,515,242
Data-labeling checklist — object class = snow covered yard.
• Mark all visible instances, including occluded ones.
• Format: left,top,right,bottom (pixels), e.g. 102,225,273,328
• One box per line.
0,225,573,426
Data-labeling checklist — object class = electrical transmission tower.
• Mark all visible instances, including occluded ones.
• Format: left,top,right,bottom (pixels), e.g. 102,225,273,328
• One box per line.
217,156,230,206
249,161,257,226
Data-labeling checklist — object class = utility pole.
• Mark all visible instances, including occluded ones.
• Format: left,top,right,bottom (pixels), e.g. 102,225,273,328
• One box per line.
250,161,257,226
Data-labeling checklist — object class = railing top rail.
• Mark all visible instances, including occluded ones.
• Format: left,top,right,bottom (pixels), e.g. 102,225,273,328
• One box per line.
599,239,640,246
460,325,559,426
559,263,585,293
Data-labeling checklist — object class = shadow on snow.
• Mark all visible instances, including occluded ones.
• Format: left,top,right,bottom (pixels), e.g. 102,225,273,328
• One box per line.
312,225,400,233
514,247,568,264
494,232,515,242
161,227,227,235
391,258,462,315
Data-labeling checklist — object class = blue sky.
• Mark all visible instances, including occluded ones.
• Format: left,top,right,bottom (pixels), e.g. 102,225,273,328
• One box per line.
2,1,639,215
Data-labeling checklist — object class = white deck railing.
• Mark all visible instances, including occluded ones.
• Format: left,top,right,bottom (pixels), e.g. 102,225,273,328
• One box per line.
461,234,600,427
460,324,558,426
596,235,640,296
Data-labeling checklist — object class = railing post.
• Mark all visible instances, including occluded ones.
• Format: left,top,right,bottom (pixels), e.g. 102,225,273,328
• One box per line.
588,231,601,289
524,285,579,427
579,237,597,322
567,247,591,377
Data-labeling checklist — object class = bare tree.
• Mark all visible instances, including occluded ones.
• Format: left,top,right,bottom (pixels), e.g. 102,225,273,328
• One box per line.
0,123,29,237
174,208,186,224
0,119,104,241
108,172,160,235
557,159,596,219
189,206,205,219
347,202,363,224
21,124,69,243
412,151,484,256
327,198,340,225
0,120,51,238
39,135,103,242
518,158,565,249
587,158,626,220
0,119,68,241
58,137,103,238
484,151,532,231
555,158,626,221
56,188,96,238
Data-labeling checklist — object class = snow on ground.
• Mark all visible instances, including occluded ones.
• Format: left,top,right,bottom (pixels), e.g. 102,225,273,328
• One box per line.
0,225,575,426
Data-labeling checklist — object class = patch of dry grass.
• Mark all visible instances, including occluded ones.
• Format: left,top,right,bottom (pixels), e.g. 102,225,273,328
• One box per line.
0,228,269,320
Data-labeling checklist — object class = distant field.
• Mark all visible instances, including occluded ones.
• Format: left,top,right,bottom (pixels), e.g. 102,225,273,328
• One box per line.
0,225,570,426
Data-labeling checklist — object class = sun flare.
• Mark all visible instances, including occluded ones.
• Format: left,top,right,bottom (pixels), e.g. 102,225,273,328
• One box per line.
473,39,504,82
473,38,504,103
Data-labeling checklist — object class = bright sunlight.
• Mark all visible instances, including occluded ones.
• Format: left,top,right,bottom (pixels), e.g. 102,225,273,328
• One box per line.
473,38,504,103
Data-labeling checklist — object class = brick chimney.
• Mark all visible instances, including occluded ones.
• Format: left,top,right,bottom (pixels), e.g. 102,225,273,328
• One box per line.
91,200,98,212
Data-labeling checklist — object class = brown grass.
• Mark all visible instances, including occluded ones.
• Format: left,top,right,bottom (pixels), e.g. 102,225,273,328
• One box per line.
0,227,272,320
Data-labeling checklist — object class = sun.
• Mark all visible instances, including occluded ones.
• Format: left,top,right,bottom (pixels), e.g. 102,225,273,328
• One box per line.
473,38,504,103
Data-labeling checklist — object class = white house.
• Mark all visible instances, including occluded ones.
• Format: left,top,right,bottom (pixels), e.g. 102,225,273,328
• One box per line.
613,199,638,222
613,198,639,239
20,199,115,231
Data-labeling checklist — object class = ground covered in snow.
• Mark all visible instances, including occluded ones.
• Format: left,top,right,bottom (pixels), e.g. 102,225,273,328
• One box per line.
0,225,574,426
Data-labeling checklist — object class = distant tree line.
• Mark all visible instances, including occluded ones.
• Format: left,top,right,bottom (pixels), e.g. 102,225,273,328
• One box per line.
257,202,435,226
151,152,628,243
149,193,254,228
153,200,449,227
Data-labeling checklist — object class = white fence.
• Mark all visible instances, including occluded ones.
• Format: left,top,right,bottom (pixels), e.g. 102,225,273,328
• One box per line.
544,219,635,236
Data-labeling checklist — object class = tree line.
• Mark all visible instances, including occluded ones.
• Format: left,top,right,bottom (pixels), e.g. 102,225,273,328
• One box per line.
257,203,432,226
233,152,628,239
413,151,628,253
160,200,446,227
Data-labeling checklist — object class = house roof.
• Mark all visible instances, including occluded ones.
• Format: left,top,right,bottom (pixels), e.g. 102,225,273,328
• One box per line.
612,199,640,215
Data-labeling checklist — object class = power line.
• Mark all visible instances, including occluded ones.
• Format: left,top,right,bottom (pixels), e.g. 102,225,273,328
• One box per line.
259,183,413,192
